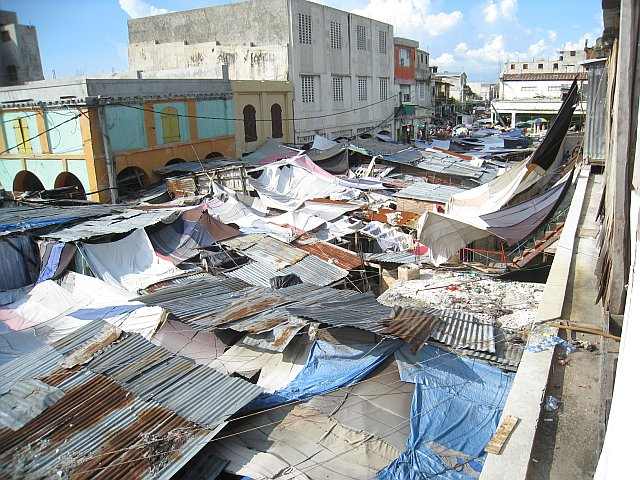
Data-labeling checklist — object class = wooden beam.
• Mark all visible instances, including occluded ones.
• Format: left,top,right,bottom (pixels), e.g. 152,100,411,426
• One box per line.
485,415,519,455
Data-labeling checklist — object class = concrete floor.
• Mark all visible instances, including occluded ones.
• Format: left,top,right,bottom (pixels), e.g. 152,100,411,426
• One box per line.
528,172,617,479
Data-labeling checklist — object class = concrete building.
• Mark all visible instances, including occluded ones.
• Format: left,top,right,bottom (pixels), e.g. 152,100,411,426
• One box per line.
127,0,395,144
392,37,432,141
466,82,498,103
0,10,44,87
0,71,235,202
492,50,588,128
232,79,294,157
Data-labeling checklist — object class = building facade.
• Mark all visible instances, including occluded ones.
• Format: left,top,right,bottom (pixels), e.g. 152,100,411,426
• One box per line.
0,10,44,87
232,80,294,157
127,0,396,144
492,50,588,127
0,74,235,202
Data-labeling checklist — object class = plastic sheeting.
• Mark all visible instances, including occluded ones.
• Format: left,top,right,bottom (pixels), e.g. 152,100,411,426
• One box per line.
0,235,39,291
36,241,76,283
360,221,415,252
148,209,240,263
248,156,360,211
246,339,402,410
378,344,514,479
79,228,194,292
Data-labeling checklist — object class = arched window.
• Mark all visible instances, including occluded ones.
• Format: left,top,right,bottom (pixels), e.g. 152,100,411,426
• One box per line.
54,172,87,199
161,106,180,143
165,158,186,166
243,105,257,143
205,152,224,159
271,103,283,139
117,166,149,196
13,170,44,193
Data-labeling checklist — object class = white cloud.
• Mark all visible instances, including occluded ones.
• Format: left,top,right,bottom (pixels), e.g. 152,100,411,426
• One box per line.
433,52,456,68
119,0,170,19
527,39,549,58
483,0,517,23
352,0,462,37
562,27,601,51
547,30,558,41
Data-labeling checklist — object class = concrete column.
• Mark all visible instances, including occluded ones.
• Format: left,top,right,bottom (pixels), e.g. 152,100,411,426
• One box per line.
511,111,518,128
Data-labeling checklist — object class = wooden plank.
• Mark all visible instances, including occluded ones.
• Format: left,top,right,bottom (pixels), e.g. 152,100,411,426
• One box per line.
548,323,621,341
485,415,519,455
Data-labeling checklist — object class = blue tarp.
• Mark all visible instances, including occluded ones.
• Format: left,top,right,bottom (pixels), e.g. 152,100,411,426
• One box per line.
246,339,402,410
379,345,514,479
36,242,64,284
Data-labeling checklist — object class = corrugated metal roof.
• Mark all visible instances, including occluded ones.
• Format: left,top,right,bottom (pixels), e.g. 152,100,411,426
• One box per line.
0,319,262,479
45,209,179,241
429,309,496,353
243,236,309,270
292,237,363,270
393,182,465,204
137,279,288,329
222,233,267,250
415,154,493,180
138,272,233,294
154,159,245,175
362,252,430,264
382,307,443,353
225,255,349,288
0,369,218,479
0,204,125,236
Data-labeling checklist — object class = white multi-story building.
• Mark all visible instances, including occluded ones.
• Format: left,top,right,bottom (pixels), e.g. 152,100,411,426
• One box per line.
432,71,467,104
127,0,395,144
0,10,44,87
492,50,587,127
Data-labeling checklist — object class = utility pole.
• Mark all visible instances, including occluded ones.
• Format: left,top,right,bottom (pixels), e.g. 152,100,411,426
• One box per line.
96,97,118,203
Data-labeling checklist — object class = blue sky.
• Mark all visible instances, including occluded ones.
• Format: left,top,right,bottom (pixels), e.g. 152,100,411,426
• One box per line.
2,0,603,82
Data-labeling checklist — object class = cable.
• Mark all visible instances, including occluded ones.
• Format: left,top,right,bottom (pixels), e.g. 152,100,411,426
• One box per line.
110,95,396,123
0,113,82,156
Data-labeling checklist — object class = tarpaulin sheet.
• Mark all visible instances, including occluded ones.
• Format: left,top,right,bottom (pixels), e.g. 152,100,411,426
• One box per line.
0,235,39,291
240,138,301,166
79,228,193,292
378,344,514,479
248,156,360,211
305,143,350,174
36,241,76,283
148,209,240,263
246,339,402,410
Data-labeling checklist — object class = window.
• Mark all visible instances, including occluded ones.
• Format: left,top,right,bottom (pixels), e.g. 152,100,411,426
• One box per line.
538,63,544,69
379,30,387,54
523,64,528,70
298,13,311,44
379,78,388,100
1,31,10,42
510,64,515,69
553,63,559,70
399,48,410,66
301,75,314,103
419,82,426,99
332,76,344,102
357,25,366,50
160,106,180,143
7,65,17,82
400,84,410,102
330,21,342,49
271,103,283,139
570,51,576,56
521,86,537,91
358,77,367,101
13,118,33,153
243,104,257,142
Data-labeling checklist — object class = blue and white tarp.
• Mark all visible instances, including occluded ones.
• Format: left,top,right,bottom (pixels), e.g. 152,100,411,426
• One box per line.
246,339,402,410
379,344,514,479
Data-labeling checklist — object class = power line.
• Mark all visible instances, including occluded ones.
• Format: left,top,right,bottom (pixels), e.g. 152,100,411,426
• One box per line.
0,112,81,156
110,95,396,123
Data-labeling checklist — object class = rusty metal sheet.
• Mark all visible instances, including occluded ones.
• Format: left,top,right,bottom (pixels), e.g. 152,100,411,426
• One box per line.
243,236,308,270
293,236,362,270
167,176,197,198
358,207,420,228
0,370,214,480
381,306,443,353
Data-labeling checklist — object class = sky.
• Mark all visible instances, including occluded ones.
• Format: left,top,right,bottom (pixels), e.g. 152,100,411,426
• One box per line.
2,0,603,83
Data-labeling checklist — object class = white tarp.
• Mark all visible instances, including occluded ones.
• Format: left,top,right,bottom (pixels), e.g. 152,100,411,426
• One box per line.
0,273,165,364
79,228,193,292
248,155,360,211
